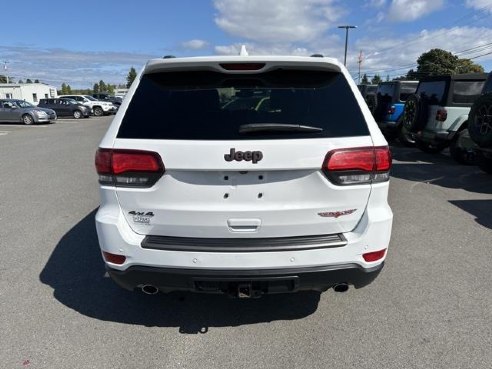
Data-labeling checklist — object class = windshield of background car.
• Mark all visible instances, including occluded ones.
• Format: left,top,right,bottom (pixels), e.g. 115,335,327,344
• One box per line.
377,84,395,97
117,69,369,140
84,96,97,101
15,100,34,108
452,80,485,104
416,81,447,105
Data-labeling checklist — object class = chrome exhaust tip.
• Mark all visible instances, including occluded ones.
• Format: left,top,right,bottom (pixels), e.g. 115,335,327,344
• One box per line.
141,285,159,295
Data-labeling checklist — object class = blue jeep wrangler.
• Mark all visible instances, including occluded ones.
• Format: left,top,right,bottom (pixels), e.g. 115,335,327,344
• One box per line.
374,81,418,146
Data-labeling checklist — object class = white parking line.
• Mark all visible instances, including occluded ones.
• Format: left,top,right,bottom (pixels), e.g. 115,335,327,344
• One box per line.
0,131,9,136
0,124,49,128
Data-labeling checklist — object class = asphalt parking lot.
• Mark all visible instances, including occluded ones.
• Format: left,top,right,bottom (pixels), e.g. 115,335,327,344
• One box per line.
0,115,491,369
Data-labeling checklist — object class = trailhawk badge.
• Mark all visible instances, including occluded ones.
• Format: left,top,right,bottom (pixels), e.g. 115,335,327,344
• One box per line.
318,209,357,218
129,211,154,224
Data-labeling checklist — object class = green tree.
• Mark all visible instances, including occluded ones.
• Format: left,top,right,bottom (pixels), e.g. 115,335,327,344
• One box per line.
456,58,484,74
0,75,6,83
18,79,24,84
361,73,369,84
386,75,390,82
93,83,99,93
26,78,33,83
371,74,382,84
61,83,68,94
67,84,72,94
99,80,107,92
407,48,484,78
126,67,137,88
106,84,115,94
34,79,39,83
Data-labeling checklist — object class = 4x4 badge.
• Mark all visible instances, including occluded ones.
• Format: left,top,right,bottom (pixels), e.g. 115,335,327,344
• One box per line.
318,209,357,218
224,148,263,164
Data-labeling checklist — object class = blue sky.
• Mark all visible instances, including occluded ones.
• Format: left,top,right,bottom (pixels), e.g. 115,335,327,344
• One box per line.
2,0,492,88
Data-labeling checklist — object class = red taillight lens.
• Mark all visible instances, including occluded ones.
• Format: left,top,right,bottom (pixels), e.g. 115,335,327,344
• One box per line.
95,148,164,187
219,63,266,71
323,146,392,185
436,109,447,122
102,251,126,265
363,249,386,262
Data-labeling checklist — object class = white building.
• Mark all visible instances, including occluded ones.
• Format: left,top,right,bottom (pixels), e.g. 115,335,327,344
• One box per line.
0,83,57,104
114,88,128,98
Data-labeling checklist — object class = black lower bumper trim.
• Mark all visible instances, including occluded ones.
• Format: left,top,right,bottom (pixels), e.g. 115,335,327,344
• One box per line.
107,263,384,295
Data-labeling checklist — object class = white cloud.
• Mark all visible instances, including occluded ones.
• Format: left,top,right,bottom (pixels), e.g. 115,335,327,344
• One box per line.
355,26,492,77
0,46,157,88
366,0,386,8
213,0,345,43
465,0,492,13
181,39,208,50
388,0,444,22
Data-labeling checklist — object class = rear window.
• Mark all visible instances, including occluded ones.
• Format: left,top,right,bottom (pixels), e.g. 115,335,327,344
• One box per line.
399,84,417,102
377,84,395,98
117,70,369,140
416,81,447,105
452,81,485,104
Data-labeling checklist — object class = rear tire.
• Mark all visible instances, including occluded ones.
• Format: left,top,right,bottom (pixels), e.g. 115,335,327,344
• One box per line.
416,140,447,154
73,110,82,119
397,121,415,147
449,129,479,165
93,107,103,116
22,114,34,125
468,94,492,148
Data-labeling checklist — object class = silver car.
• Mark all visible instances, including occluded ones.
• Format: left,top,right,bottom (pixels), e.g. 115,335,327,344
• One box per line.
0,99,57,125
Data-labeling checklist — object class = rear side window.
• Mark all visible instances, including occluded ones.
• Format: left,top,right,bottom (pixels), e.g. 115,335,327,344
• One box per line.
399,84,417,102
117,70,369,140
416,81,447,105
452,81,485,104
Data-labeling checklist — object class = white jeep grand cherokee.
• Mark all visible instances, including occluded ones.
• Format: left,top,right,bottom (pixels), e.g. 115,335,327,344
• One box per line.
95,54,393,297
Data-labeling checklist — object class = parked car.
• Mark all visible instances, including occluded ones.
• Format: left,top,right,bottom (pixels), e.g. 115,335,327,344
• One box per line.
92,93,123,106
38,98,91,119
373,81,418,146
357,84,377,113
403,73,487,164
94,54,393,297
0,98,56,125
59,95,116,116
467,72,492,173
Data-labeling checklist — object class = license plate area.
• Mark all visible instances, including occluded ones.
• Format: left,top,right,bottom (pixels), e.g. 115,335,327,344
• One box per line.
193,276,299,297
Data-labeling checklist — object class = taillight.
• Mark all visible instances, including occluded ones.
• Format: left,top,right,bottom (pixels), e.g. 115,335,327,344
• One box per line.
322,146,392,185
436,109,447,121
95,148,164,187
387,105,395,115
363,249,386,262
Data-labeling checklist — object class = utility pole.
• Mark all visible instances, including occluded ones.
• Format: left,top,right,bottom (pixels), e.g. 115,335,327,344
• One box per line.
3,61,9,83
358,50,363,84
338,25,357,66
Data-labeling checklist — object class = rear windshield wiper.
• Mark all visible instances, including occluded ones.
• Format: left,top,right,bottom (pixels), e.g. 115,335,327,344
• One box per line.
239,123,323,134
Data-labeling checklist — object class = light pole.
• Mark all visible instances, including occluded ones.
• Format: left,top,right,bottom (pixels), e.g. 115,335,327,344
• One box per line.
338,25,357,66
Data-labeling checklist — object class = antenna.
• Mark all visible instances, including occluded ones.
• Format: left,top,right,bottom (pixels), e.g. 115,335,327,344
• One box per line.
239,45,249,56
3,61,9,84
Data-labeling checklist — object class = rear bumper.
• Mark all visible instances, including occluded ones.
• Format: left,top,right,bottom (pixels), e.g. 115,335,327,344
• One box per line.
377,120,399,133
107,262,384,294
417,129,456,143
